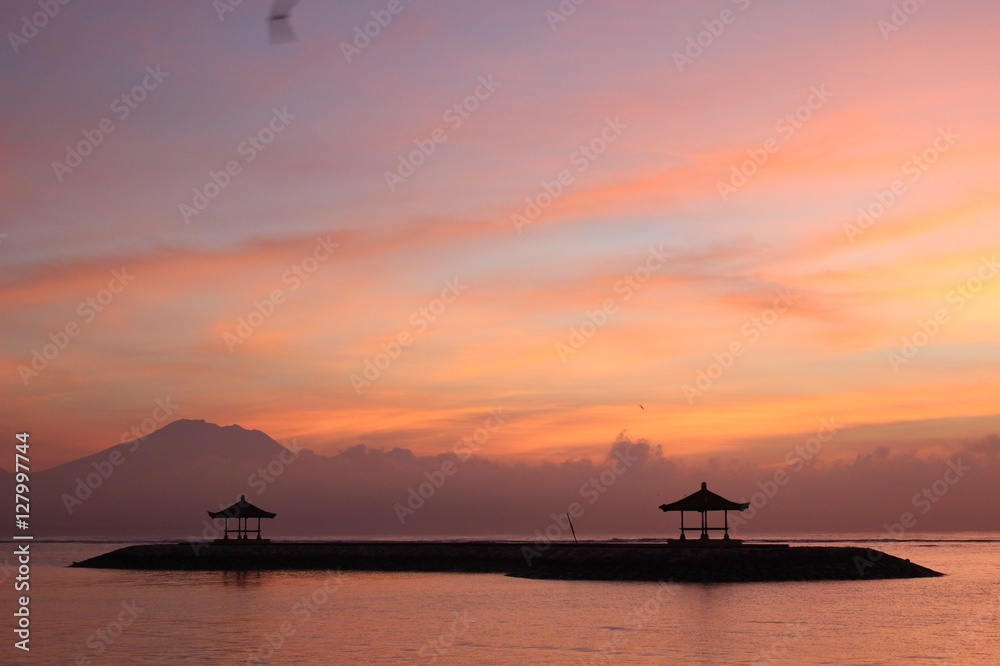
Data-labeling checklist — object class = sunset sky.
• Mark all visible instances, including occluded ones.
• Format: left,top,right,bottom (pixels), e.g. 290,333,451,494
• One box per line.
3,0,999,471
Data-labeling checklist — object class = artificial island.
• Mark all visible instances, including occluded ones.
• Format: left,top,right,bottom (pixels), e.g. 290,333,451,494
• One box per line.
71,483,944,582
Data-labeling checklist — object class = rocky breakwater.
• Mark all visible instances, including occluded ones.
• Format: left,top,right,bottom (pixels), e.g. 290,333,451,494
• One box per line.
71,541,944,582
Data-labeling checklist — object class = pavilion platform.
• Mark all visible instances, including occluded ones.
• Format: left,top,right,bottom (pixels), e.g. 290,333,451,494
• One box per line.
664,537,753,547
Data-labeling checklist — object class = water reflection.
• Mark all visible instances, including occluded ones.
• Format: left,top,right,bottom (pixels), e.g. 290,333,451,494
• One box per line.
221,570,264,587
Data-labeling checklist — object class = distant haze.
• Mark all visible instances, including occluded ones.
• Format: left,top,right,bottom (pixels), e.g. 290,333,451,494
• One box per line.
13,420,998,538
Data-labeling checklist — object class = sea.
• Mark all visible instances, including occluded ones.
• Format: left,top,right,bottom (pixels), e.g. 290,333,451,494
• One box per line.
3,533,997,665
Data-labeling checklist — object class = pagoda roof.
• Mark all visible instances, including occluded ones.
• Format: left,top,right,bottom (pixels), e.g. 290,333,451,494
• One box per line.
659,482,749,513
208,495,276,520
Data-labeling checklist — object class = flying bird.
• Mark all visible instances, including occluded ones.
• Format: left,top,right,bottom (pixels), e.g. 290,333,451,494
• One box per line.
268,0,299,44
639,404,644,410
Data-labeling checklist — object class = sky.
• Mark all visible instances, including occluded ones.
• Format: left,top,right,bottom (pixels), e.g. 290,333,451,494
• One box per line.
2,0,999,474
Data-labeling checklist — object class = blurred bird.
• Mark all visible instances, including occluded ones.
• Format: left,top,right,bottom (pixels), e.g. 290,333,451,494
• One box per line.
268,0,299,44
639,404,644,410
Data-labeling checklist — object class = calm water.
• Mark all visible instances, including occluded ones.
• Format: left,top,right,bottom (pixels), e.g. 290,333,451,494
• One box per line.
3,534,997,665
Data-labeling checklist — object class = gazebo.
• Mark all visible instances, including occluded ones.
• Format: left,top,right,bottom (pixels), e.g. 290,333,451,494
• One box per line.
659,482,749,544
208,495,276,543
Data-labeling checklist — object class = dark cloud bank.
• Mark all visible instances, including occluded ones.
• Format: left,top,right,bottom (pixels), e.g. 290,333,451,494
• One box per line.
16,420,999,538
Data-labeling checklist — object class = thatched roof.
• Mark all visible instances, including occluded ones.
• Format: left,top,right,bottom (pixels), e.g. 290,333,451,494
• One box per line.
208,495,276,520
659,482,749,513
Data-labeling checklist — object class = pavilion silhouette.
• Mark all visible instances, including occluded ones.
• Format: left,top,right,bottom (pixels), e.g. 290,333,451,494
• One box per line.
659,482,750,546
208,495,276,543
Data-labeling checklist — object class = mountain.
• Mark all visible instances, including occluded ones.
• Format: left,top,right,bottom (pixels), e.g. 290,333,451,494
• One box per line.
30,419,314,537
